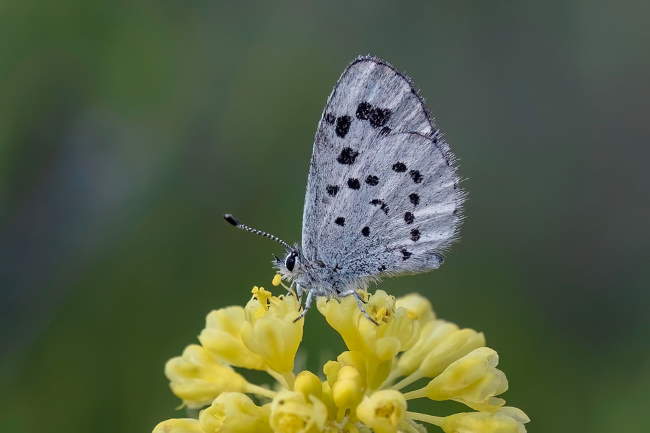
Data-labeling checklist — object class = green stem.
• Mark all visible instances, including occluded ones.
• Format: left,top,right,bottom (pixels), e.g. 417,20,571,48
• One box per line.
406,411,444,426
267,369,289,388
282,371,296,390
380,369,401,389
392,371,423,391
400,420,422,433
245,383,276,399
403,387,428,400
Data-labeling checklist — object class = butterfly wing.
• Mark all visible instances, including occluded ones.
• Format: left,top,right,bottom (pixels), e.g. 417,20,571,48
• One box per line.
301,56,463,287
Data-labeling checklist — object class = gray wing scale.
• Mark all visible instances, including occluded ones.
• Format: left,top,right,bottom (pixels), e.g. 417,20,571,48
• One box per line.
301,56,463,286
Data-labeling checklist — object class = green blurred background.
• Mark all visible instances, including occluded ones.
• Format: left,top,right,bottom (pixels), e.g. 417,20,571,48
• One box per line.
1,1,649,432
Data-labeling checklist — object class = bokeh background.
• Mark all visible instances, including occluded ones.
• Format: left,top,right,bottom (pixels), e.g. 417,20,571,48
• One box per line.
1,1,649,432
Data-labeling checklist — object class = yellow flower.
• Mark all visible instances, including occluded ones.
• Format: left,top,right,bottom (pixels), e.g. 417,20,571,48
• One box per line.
199,306,266,370
269,391,328,433
356,390,406,433
390,321,485,391
413,348,507,407
153,419,203,433
165,345,247,408
395,293,435,324
241,289,303,377
318,291,419,389
439,407,530,433
415,327,486,378
199,392,272,433
152,284,529,433
316,295,365,351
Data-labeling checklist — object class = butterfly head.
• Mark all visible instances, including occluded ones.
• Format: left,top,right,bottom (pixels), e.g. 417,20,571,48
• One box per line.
283,250,298,272
274,247,305,281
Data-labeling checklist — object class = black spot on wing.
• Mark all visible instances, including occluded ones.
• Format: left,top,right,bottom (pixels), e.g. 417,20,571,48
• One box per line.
335,115,351,138
370,199,389,215
404,212,415,224
356,102,372,120
369,108,392,128
354,100,392,128
361,226,370,237
347,178,360,190
326,185,339,196
325,113,336,125
410,229,421,242
392,162,407,172
409,193,420,206
365,175,379,186
337,147,359,164
334,217,345,226
409,170,423,184
401,248,412,260
379,126,391,136
378,265,387,272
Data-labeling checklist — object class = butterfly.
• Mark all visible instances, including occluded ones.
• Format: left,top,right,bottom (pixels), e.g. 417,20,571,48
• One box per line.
225,55,464,322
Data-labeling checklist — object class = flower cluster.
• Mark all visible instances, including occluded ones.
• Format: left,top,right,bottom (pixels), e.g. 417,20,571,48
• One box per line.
153,279,529,433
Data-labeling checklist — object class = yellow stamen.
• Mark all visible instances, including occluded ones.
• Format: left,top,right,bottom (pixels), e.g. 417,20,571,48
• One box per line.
251,286,273,310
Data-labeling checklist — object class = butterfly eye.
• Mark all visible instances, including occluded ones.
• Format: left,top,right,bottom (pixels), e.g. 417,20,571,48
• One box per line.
285,252,297,272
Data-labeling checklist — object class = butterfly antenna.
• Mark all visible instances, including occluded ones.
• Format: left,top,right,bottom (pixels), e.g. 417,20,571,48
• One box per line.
224,214,292,250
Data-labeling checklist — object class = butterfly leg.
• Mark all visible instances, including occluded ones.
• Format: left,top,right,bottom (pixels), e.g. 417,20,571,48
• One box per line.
293,289,314,322
339,289,379,326
288,281,302,301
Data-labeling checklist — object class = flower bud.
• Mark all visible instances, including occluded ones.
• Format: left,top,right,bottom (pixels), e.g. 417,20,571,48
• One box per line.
165,345,247,408
395,293,435,324
417,327,485,378
199,307,265,370
323,360,341,385
397,320,458,376
152,419,203,433
199,392,271,433
295,371,323,399
422,347,508,407
440,407,529,433
332,366,364,409
337,350,365,369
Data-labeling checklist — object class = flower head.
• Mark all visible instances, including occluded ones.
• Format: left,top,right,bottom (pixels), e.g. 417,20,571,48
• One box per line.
153,281,529,433
356,391,406,433
270,390,328,433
